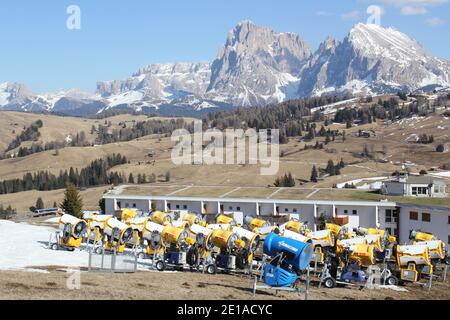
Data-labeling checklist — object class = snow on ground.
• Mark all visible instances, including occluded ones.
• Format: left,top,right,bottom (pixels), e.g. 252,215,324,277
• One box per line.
336,176,388,189
429,171,450,178
0,220,89,271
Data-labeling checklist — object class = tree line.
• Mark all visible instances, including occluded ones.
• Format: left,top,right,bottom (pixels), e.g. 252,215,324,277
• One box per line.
0,153,128,195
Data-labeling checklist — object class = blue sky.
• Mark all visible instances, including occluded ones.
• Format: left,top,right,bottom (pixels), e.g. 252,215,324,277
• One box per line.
0,0,449,93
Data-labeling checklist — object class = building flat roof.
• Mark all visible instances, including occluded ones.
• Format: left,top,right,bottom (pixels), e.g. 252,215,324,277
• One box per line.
103,192,397,207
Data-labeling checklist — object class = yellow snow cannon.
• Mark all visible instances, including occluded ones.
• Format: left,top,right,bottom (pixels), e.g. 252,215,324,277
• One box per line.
410,230,436,243
415,240,446,261
153,224,197,272
162,224,195,248
127,216,152,247
396,244,432,282
50,214,88,251
232,226,261,263
216,214,236,226
182,213,203,227
121,208,138,223
210,228,244,251
141,221,165,256
187,224,217,274
104,218,134,253
306,229,336,263
347,244,376,266
210,228,246,271
325,223,346,240
285,219,305,234
85,214,114,244
244,216,271,232
151,211,172,226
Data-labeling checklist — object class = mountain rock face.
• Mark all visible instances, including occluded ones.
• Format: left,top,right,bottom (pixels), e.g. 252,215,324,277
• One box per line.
206,20,312,106
298,23,450,96
1,22,450,117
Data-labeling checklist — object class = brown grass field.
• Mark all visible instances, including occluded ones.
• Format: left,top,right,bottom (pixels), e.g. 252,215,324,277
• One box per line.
0,268,449,300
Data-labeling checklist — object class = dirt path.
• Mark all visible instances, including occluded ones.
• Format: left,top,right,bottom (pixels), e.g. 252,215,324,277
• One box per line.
1,269,449,300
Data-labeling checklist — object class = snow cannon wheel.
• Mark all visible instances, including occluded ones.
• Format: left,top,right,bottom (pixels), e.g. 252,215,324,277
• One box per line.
323,277,336,289
156,260,166,272
206,264,217,275
386,276,398,286
51,243,59,251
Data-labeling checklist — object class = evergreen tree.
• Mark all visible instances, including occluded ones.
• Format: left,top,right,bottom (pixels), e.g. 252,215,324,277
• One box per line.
36,197,44,210
128,173,135,184
60,184,83,218
310,165,318,183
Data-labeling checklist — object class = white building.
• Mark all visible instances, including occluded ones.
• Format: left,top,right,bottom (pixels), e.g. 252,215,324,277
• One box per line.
381,173,447,198
103,189,450,244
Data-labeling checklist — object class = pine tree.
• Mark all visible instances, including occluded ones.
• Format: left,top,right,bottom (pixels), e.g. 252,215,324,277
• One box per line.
61,184,83,218
36,197,44,210
128,173,135,184
310,165,318,183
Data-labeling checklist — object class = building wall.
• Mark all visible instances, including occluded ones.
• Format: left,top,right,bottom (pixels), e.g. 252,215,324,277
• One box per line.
398,205,450,245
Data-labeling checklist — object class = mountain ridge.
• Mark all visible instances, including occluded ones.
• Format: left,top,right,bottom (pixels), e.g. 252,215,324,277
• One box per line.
1,21,449,116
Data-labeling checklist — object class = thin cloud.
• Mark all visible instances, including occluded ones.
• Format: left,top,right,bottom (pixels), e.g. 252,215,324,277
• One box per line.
380,0,449,16
341,10,361,21
317,11,332,17
426,17,445,25
401,5,428,14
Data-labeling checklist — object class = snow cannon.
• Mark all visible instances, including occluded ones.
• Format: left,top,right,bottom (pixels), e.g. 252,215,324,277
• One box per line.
210,229,243,252
282,229,311,243
162,225,195,249
244,216,271,232
232,226,261,264
182,213,203,227
151,211,172,226
263,233,314,272
347,244,376,266
104,218,134,253
121,208,138,223
216,214,236,226
415,240,447,261
284,219,306,234
190,224,214,250
325,223,347,240
262,233,313,288
50,214,88,251
140,221,165,256
396,244,432,282
410,230,436,242
86,214,114,244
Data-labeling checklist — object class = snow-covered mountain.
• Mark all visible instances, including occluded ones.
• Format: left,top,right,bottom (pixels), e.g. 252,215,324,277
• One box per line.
298,23,450,96
1,22,450,117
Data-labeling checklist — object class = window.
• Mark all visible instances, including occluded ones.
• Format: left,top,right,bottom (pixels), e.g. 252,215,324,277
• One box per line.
176,205,180,209
293,208,297,213
385,209,392,223
132,203,137,208
344,210,348,214
448,235,450,245
125,203,130,208
229,206,233,210
237,207,241,211
352,210,357,215
412,187,428,196
410,211,418,220
183,205,187,210
448,216,450,224
422,213,431,222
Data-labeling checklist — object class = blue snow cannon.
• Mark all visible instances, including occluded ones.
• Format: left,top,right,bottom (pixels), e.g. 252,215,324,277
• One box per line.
263,233,314,271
